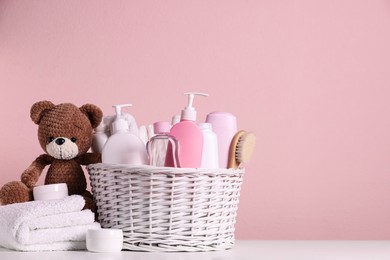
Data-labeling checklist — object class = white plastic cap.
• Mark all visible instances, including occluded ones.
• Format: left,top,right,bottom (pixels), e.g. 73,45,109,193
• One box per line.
181,92,209,121
95,121,106,132
199,122,212,132
171,114,181,125
112,118,129,133
86,229,123,253
33,183,68,201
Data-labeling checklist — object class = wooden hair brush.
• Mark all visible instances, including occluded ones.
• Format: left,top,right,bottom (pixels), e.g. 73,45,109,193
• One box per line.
227,130,256,169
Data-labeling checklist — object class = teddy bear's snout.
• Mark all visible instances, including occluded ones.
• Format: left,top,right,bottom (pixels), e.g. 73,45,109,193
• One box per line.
55,138,66,146
46,137,79,160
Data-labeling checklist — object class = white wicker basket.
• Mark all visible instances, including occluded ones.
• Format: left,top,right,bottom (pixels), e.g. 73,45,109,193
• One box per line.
87,163,244,252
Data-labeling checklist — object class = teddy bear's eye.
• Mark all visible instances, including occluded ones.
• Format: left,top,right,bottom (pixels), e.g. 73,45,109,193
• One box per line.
48,137,55,143
71,137,77,143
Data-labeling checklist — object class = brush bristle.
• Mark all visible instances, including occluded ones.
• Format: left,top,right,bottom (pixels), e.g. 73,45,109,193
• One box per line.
236,132,256,164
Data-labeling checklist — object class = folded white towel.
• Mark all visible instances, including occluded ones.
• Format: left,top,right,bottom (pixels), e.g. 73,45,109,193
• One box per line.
0,195,101,251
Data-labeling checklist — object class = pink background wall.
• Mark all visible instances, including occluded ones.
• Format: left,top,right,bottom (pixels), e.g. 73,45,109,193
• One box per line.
1,0,390,239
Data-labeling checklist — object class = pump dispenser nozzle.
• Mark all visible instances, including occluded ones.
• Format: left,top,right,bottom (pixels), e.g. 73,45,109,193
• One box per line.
113,104,132,118
181,92,209,121
111,104,132,134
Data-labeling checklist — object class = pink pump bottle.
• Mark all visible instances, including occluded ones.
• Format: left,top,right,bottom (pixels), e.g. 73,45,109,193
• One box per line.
169,92,208,168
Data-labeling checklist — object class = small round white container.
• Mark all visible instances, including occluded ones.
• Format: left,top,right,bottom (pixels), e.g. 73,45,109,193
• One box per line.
33,183,68,201
86,229,123,253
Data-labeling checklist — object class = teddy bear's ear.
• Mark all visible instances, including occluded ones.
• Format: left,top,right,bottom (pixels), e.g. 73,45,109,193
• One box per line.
79,104,103,129
30,101,55,125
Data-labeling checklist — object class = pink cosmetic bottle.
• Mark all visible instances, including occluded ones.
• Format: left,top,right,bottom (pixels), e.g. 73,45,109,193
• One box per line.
147,121,180,167
169,92,208,168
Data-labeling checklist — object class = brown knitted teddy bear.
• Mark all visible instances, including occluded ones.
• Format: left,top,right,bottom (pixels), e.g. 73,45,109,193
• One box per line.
0,101,102,210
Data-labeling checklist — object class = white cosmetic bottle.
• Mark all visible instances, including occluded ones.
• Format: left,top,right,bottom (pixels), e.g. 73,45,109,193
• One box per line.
102,104,148,165
199,123,219,169
91,119,109,154
138,125,149,145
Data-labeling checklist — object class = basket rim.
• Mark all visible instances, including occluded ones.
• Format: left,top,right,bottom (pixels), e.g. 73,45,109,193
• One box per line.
87,163,244,175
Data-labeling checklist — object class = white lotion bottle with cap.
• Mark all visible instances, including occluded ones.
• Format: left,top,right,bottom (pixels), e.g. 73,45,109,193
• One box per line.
102,104,148,165
92,118,109,154
169,92,208,168
199,123,219,169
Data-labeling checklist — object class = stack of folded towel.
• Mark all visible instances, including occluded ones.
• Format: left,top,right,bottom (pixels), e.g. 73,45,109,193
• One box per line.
0,195,100,251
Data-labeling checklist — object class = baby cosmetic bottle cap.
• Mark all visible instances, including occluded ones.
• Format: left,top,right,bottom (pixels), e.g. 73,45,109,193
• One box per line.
171,114,181,125
181,92,209,121
33,183,68,201
199,122,212,131
94,120,107,133
153,121,170,134
86,228,123,253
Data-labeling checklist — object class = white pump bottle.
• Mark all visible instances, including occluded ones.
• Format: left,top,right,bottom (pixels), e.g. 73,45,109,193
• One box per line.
102,104,148,165
91,118,109,154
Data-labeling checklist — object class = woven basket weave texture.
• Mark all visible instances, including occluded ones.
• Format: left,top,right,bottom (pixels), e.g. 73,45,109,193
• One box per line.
88,163,244,252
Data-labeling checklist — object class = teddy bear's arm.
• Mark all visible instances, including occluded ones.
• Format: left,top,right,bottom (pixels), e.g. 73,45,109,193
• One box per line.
77,153,101,165
21,154,54,189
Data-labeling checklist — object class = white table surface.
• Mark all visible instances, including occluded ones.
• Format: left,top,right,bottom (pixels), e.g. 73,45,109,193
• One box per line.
1,240,390,260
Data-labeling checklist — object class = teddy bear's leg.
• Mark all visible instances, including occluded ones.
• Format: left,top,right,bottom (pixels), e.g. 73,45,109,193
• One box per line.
82,190,97,213
0,181,32,205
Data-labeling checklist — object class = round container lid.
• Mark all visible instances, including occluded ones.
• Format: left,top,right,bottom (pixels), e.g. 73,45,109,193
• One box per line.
87,228,123,239
33,183,68,194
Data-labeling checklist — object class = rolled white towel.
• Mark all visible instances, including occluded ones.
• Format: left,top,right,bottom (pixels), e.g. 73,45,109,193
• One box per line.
0,195,101,251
